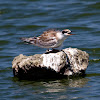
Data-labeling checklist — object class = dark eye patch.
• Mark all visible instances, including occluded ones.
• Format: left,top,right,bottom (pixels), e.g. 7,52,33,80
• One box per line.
62,31,68,34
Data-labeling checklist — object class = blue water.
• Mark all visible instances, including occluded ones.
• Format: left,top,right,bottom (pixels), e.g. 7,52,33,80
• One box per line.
0,0,100,99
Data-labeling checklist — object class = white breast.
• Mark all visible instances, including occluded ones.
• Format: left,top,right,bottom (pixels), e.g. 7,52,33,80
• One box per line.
54,32,68,48
56,32,64,40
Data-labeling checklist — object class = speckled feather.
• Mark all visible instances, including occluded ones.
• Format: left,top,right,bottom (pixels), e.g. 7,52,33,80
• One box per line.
21,29,60,48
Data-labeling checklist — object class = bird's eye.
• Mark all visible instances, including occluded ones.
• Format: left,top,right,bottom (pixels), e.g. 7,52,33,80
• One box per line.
62,31,65,34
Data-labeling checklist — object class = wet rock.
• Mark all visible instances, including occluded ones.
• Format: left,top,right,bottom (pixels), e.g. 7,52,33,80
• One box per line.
12,48,89,80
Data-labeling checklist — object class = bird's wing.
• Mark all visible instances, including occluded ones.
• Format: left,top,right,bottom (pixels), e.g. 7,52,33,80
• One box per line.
21,37,37,44
21,29,59,48
34,30,58,47
21,37,57,48
35,37,57,48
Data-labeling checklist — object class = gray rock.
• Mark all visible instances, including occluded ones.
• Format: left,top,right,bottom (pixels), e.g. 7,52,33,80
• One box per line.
12,48,89,80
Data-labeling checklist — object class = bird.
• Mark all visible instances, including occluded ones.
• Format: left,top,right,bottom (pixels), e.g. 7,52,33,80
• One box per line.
21,29,75,50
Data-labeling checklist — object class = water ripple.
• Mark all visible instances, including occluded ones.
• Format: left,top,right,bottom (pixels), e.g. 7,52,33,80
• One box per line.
0,0,100,99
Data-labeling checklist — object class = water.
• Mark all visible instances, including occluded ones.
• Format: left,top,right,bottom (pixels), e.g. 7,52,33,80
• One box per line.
0,0,100,99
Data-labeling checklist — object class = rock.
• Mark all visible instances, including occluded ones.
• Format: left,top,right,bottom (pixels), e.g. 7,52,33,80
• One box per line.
12,48,89,80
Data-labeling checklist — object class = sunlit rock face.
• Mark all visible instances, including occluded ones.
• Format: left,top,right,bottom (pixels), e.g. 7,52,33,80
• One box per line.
12,48,89,80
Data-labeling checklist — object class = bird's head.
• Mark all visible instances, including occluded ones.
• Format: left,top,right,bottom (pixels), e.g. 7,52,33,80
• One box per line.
62,29,75,36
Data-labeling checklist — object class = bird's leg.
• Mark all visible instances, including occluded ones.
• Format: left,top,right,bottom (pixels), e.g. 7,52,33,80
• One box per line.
57,44,63,51
52,48,60,52
52,45,63,52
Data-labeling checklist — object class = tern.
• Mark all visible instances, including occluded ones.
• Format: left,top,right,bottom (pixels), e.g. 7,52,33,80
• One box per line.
21,29,75,50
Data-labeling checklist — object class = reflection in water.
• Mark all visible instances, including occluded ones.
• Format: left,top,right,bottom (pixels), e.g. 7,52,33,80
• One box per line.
12,77,89,99
40,78,89,99
13,77,89,88
42,78,89,93
0,0,100,99
67,78,89,88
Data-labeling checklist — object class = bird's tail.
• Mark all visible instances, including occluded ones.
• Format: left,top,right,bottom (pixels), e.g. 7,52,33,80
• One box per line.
20,37,36,44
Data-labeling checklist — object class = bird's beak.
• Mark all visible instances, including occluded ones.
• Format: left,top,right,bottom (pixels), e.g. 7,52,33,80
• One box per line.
69,33,76,35
67,32,76,35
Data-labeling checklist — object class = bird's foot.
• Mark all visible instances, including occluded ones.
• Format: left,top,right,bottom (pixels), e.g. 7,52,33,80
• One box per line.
45,49,60,54
52,49,60,52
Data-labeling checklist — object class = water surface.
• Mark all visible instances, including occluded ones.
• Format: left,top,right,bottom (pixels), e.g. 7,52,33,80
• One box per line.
0,0,100,99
